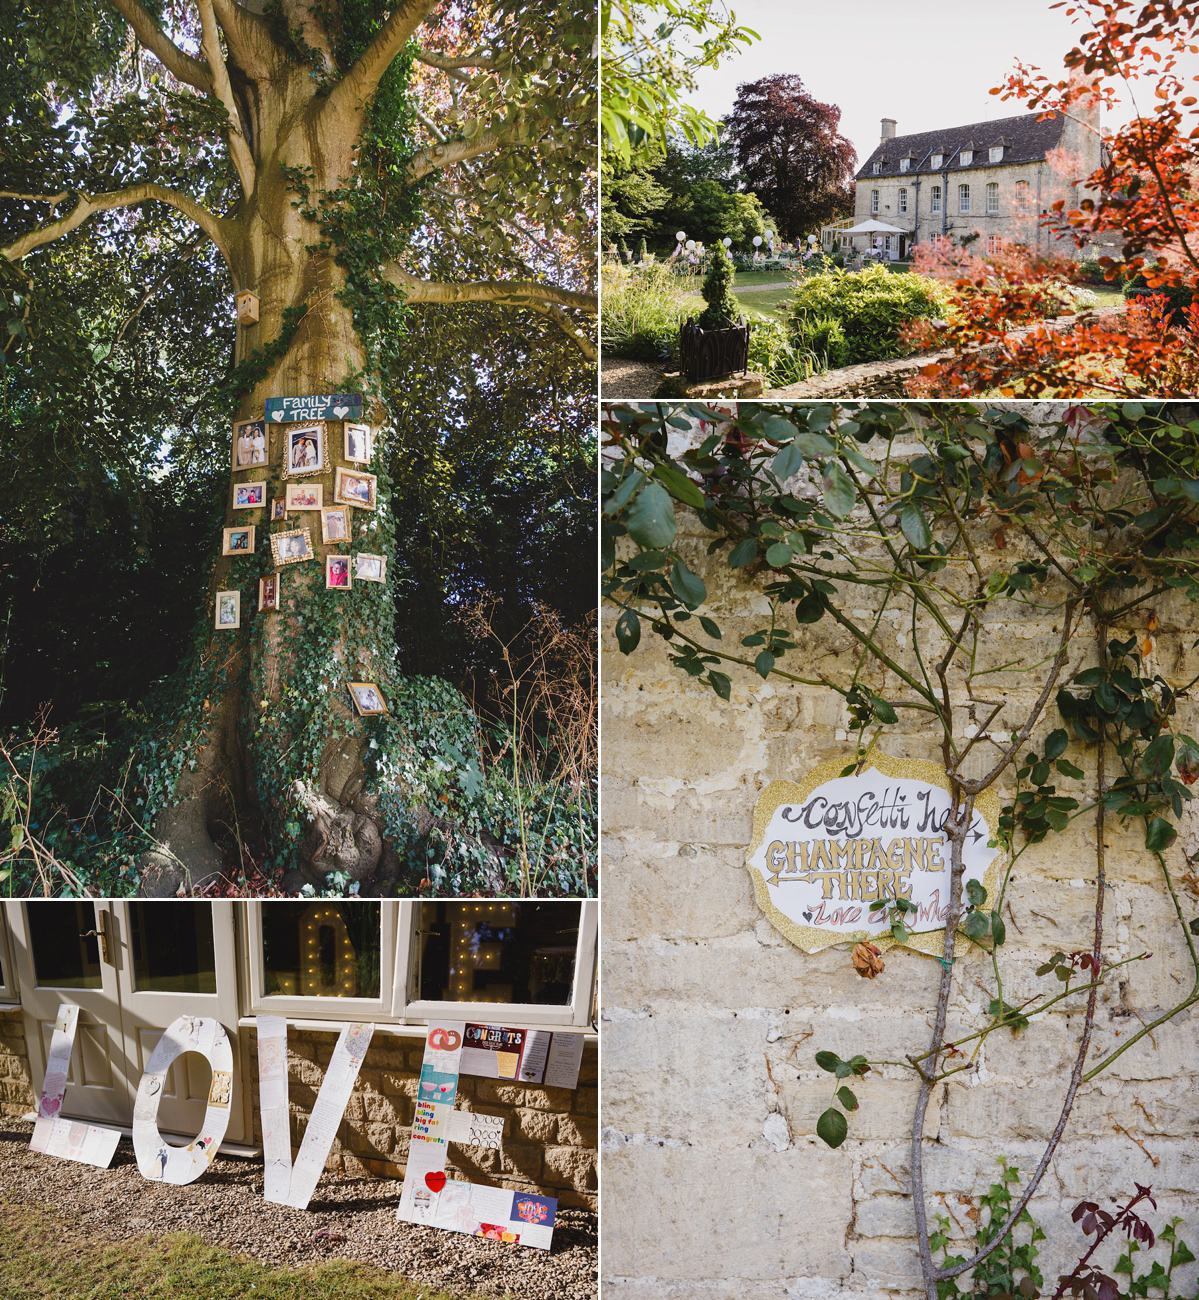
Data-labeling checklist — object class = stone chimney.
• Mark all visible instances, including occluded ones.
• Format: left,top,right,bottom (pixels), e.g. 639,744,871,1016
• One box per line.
881,118,897,141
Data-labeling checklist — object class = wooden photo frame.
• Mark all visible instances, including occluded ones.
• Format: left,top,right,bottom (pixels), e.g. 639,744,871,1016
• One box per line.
231,418,268,471
321,505,351,544
232,480,266,510
270,528,314,568
283,422,328,478
222,524,255,556
334,467,377,511
258,573,280,611
343,422,373,464
215,589,241,630
325,554,352,590
270,498,287,521
354,552,386,583
348,681,387,716
284,481,323,511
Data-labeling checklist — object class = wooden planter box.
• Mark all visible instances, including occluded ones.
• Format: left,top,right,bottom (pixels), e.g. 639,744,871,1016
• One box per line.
680,316,750,383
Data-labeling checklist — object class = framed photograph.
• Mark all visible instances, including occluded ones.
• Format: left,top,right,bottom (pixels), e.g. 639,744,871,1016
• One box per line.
258,573,279,611
354,552,387,583
326,554,352,590
215,590,241,630
232,480,266,510
284,481,323,511
321,505,350,544
344,422,373,464
222,525,255,556
231,418,268,471
348,681,388,716
270,528,314,568
283,422,328,478
270,498,287,521
334,467,377,511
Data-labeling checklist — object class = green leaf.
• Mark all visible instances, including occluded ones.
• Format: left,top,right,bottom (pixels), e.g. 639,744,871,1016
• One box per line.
1056,758,1085,779
816,1107,848,1148
814,1051,842,1073
603,469,645,515
1043,728,1069,761
772,441,803,481
990,910,1006,946
966,879,988,908
653,461,705,508
1189,916,1199,936
901,503,932,550
699,616,722,639
873,696,898,725
796,431,836,457
821,461,856,518
615,609,641,654
962,911,990,942
766,542,794,567
1142,734,1175,778
625,482,677,549
836,1086,859,1111
708,670,731,701
728,537,759,568
754,649,776,679
670,560,707,609
795,592,825,624
1145,816,1177,852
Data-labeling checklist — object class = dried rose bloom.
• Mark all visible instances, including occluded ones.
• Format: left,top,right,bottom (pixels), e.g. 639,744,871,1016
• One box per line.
852,942,885,979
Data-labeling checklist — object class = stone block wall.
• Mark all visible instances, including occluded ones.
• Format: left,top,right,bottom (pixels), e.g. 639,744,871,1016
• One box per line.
600,427,1199,1299
0,1005,33,1118
241,1025,598,1210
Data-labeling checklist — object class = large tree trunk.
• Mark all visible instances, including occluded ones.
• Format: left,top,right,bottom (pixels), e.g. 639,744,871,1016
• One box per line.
140,41,412,895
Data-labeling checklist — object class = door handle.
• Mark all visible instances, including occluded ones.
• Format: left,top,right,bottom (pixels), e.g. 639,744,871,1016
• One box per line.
80,911,112,964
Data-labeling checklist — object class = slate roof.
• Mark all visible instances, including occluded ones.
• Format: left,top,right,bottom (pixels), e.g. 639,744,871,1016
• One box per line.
855,110,1068,180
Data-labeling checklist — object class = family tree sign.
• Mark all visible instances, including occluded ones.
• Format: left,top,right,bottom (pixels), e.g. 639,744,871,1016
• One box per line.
745,754,1001,953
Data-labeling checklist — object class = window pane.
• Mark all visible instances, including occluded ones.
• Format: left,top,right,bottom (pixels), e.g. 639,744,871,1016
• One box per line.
261,902,381,998
129,903,216,994
417,902,581,1006
27,902,102,989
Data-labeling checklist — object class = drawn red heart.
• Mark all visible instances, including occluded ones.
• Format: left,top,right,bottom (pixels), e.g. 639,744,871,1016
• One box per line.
425,1171,446,1193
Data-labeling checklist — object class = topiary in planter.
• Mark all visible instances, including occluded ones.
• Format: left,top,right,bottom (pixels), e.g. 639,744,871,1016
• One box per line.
681,244,750,381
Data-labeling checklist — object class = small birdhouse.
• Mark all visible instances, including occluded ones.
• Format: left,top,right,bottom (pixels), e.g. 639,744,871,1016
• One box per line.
236,290,260,325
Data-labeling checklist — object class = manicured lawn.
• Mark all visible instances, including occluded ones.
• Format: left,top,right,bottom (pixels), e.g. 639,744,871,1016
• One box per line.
0,1201,480,1300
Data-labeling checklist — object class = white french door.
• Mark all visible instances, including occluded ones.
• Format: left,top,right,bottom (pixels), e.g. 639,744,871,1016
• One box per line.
5,901,244,1142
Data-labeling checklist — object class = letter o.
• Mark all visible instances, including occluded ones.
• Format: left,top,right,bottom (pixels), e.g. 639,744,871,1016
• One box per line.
133,1016,234,1186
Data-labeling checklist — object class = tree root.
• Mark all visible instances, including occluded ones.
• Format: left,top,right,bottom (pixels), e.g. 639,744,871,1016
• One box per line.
285,779,398,891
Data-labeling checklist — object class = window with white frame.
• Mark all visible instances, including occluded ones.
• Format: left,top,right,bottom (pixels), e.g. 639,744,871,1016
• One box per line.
872,162,881,175
0,912,14,1002
899,157,910,173
899,188,907,213
931,153,943,168
871,189,879,214
986,233,1000,255
1015,179,1031,212
958,183,970,213
930,185,942,213
246,901,597,1029
986,182,999,213
989,145,1004,163
960,149,973,166
931,232,945,250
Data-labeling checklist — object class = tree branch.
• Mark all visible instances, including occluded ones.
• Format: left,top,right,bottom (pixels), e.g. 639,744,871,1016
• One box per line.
197,0,256,198
1,184,235,276
323,0,439,123
410,128,516,179
210,0,275,77
414,47,496,71
104,0,213,93
383,266,597,357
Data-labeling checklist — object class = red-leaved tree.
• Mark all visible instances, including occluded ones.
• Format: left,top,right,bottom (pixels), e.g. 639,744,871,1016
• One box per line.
904,0,1199,397
724,73,856,242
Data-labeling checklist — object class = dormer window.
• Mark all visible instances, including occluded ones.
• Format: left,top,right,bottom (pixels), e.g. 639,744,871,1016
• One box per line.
959,149,973,166
931,152,943,168
872,162,881,174
989,145,1004,162
899,157,910,172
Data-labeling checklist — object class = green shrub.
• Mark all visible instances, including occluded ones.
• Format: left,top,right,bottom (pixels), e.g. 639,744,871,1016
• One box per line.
787,264,945,364
794,312,850,369
697,243,741,328
601,264,690,361
746,315,817,388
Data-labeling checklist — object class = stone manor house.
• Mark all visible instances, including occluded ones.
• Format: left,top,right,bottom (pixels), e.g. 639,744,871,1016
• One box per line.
826,97,1103,261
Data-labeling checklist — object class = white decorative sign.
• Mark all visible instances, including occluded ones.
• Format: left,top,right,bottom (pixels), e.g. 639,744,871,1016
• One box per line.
256,1017,376,1210
30,1003,121,1169
395,1020,583,1250
746,754,1001,953
132,1015,234,1185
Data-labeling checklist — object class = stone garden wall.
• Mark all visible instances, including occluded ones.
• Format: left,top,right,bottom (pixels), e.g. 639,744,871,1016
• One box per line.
242,1026,598,1210
600,422,1199,1299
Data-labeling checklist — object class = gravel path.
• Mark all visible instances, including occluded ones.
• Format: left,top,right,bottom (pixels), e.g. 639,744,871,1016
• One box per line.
0,1120,597,1299
600,357,665,399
